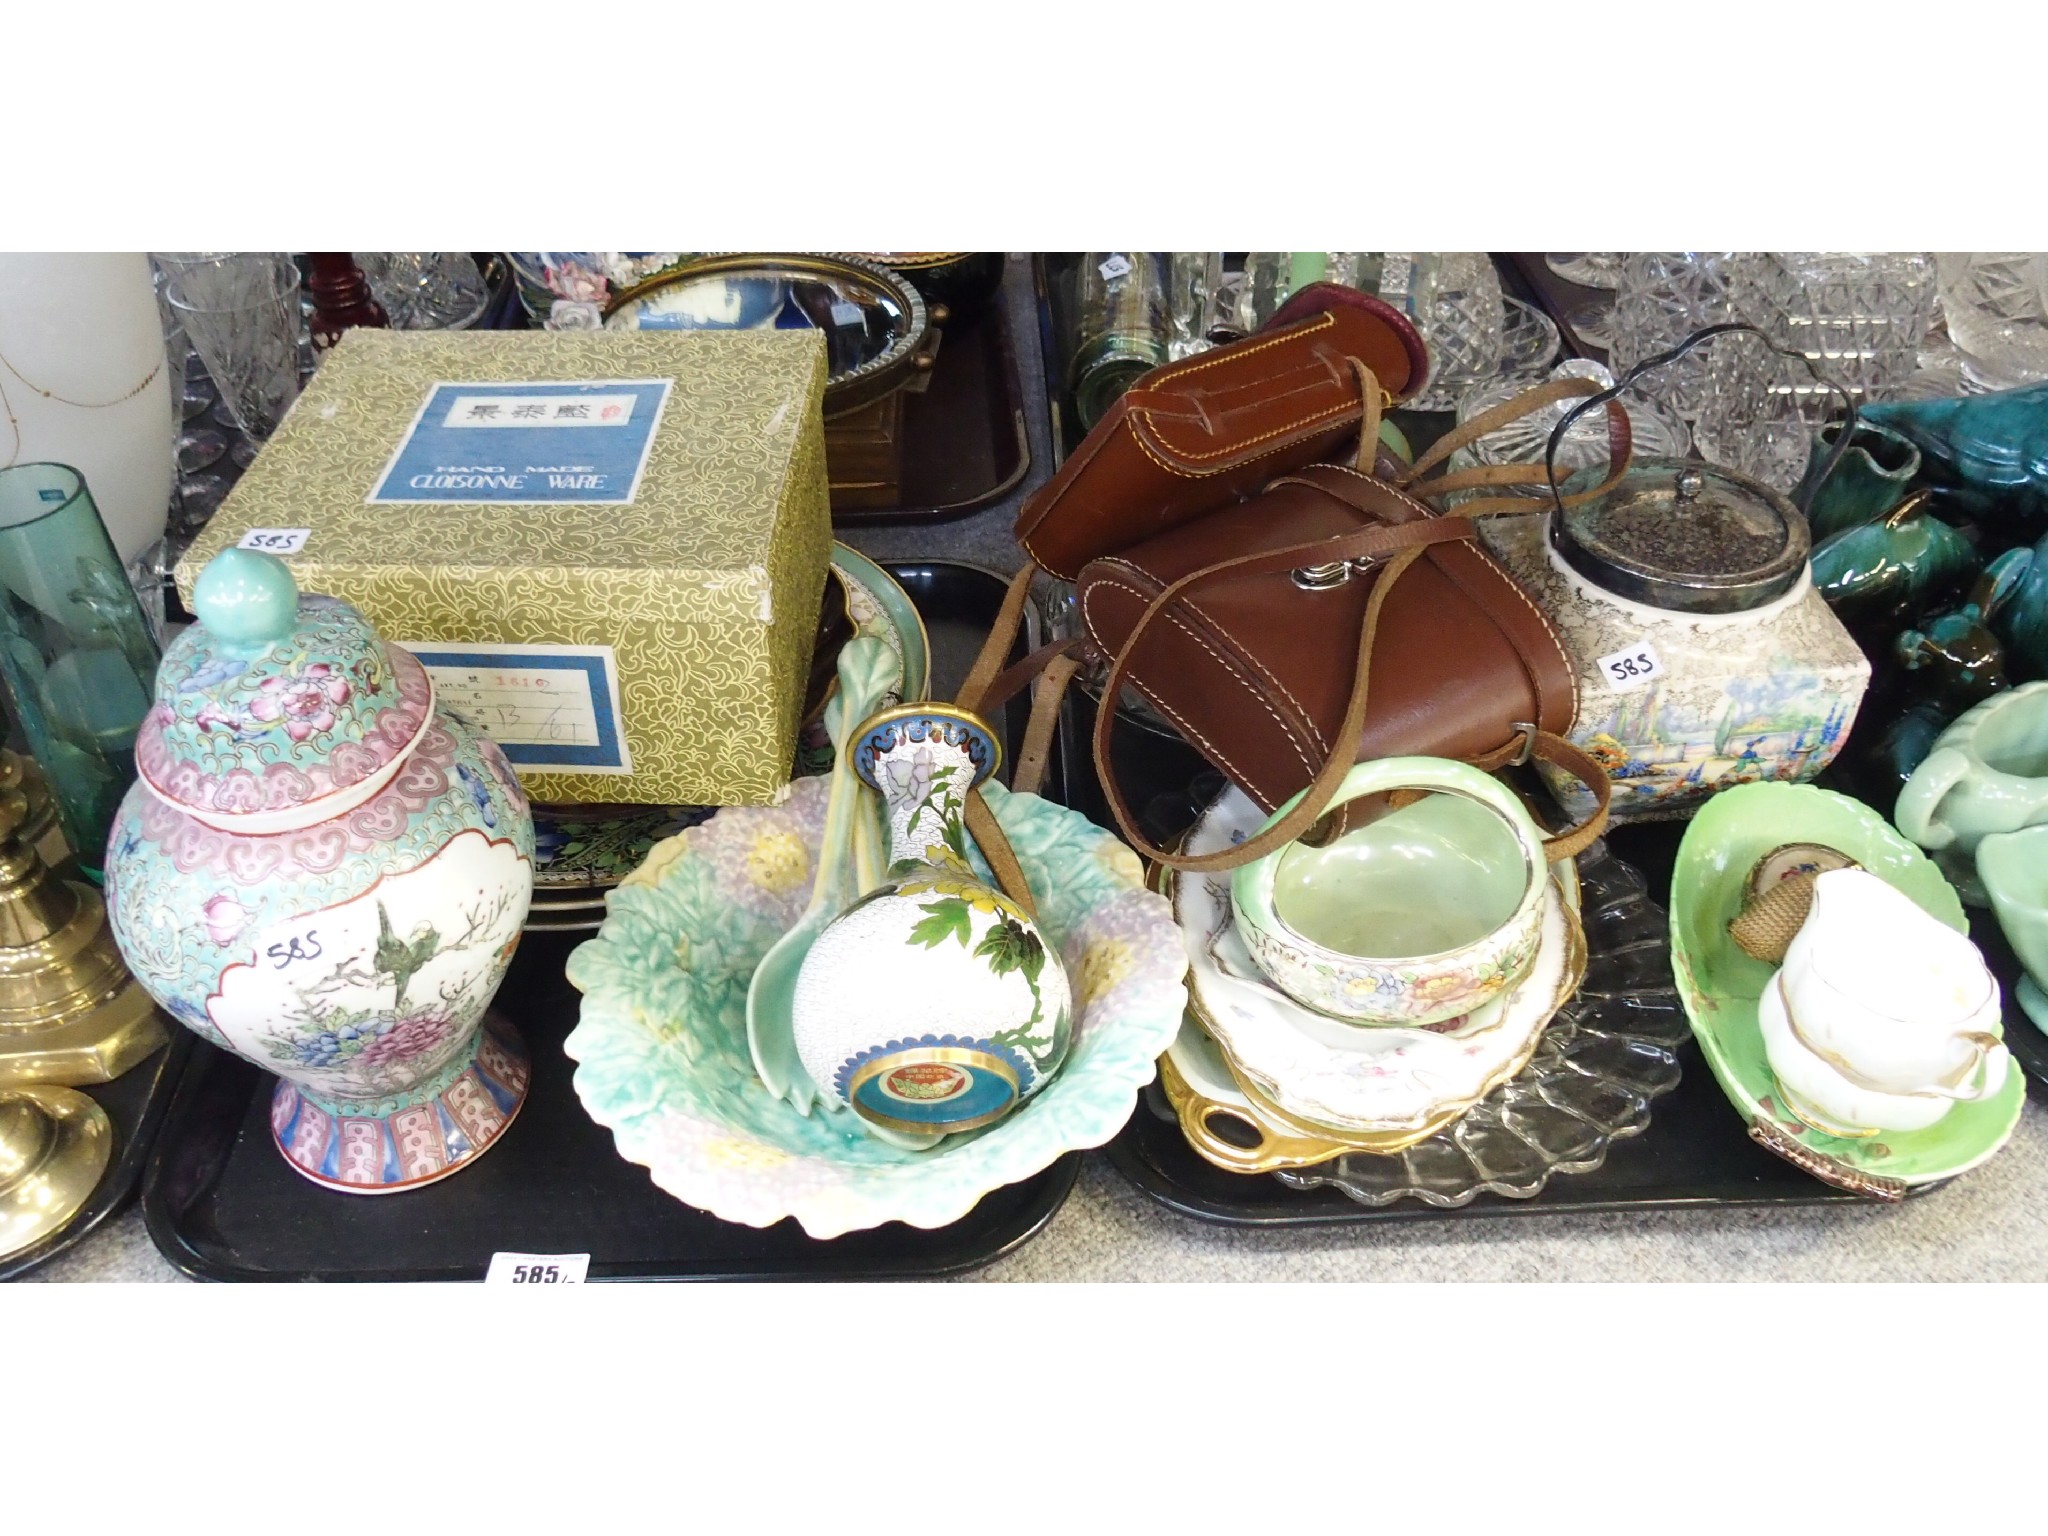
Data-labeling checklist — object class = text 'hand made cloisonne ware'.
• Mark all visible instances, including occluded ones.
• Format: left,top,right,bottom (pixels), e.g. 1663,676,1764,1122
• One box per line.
103,549,535,1193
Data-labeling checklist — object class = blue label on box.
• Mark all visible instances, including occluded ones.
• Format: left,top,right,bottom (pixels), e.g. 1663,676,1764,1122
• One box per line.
368,379,672,505
400,642,632,775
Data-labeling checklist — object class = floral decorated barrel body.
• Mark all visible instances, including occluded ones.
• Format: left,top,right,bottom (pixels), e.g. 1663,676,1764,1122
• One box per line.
103,549,535,1193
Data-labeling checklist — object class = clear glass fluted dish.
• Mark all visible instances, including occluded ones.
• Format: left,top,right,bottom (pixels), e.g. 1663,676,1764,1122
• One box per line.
1270,838,1689,1208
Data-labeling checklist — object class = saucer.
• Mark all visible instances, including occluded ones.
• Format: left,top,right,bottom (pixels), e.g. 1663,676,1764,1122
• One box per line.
1671,782,2025,1196
1172,785,1585,1140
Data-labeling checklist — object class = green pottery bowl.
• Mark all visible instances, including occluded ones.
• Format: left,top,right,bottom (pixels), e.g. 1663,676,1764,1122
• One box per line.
1670,781,2023,1193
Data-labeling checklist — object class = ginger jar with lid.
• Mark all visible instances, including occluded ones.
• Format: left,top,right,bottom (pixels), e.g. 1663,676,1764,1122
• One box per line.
103,548,535,1193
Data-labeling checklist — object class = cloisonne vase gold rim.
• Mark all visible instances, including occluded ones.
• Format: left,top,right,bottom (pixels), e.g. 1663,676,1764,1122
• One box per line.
848,702,1005,790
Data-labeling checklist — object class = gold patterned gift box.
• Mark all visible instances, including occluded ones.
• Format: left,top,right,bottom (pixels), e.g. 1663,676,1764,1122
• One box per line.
175,328,832,807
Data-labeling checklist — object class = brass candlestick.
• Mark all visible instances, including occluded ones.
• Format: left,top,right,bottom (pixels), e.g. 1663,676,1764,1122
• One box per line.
0,1083,111,1259
0,750,168,1088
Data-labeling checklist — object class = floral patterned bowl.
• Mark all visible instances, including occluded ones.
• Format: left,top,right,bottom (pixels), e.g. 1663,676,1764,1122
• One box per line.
563,777,1185,1238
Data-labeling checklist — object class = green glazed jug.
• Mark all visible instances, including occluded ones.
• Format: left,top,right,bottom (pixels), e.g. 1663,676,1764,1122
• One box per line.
1797,420,1923,542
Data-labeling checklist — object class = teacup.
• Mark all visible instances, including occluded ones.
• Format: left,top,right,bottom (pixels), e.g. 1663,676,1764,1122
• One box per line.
1977,823,2048,1035
1230,757,1548,1027
1757,974,1968,1136
1776,868,2006,1104
1896,680,2048,905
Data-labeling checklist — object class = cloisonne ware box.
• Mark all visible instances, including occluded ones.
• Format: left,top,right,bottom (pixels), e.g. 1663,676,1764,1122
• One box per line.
176,329,833,807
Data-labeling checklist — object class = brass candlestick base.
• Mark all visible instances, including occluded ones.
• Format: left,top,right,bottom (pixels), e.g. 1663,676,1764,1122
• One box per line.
0,1084,112,1259
0,753,168,1088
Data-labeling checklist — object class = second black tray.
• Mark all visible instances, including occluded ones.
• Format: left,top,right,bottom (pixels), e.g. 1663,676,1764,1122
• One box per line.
139,560,1078,1281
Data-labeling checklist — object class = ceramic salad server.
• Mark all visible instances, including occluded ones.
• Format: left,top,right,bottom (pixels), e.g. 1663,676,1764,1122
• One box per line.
1896,679,2048,904
747,635,896,1114
102,549,535,1192
1762,867,2006,1135
1229,756,1549,1026
788,704,1072,1143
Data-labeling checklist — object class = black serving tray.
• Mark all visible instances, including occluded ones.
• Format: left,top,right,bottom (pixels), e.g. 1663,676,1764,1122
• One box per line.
139,560,1079,1281
1065,688,1878,1225
1,1030,194,1281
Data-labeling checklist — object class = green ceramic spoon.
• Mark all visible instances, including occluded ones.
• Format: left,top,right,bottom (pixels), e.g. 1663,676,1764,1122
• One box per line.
747,636,898,1113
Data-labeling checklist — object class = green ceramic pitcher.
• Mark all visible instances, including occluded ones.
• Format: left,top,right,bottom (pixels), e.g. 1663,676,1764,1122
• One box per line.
1797,420,1923,542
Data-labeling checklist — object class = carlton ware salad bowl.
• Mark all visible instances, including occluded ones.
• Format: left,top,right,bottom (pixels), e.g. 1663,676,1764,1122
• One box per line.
564,775,1185,1239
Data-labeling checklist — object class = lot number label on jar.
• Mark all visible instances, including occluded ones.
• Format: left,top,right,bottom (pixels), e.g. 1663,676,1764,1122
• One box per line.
486,1252,590,1285
1596,639,1666,694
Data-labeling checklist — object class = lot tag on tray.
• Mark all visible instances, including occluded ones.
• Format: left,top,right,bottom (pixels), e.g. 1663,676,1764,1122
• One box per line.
1596,637,1666,694
485,1251,590,1285
236,527,312,556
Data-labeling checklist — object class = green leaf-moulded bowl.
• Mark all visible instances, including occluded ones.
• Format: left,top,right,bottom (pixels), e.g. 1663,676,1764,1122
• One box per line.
1670,781,2024,1193
563,776,1186,1238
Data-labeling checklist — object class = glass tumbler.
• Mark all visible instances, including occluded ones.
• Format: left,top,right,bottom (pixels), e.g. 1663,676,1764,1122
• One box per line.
1937,253,2048,391
163,254,304,447
1070,253,1170,430
0,465,161,877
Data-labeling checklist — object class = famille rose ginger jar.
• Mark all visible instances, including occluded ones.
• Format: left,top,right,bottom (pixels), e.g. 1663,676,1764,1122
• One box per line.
102,548,535,1193
790,705,1072,1143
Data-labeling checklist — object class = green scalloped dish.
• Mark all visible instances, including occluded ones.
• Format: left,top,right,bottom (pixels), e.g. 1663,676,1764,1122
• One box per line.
830,544,929,702
563,778,1185,1239
1671,782,2024,1192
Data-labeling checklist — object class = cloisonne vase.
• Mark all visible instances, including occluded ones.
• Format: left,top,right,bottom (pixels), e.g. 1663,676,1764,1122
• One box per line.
788,705,1071,1142
103,549,535,1193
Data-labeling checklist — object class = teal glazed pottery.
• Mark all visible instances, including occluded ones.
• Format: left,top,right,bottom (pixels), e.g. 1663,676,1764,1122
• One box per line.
1982,535,2048,680
1670,782,2023,1194
1894,549,2028,712
1896,679,2048,905
1977,824,2048,1035
1797,420,1922,542
1809,490,1980,630
788,705,1073,1140
102,549,536,1193
1863,380,2048,522
563,776,1185,1239
1230,757,1549,1027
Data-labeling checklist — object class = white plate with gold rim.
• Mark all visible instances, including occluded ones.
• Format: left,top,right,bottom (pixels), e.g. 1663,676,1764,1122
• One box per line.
1172,785,1584,1137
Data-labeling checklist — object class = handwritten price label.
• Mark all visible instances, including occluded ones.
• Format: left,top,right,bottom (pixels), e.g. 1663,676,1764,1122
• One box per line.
236,528,311,556
1596,638,1666,694
486,1252,590,1285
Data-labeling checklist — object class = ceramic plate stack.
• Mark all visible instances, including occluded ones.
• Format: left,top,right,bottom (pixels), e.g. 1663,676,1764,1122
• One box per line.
520,546,931,938
1156,785,1692,1206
